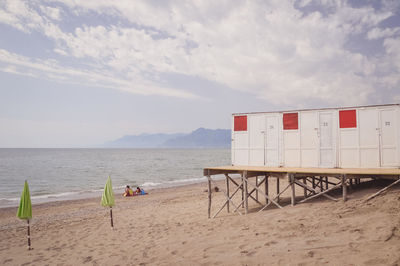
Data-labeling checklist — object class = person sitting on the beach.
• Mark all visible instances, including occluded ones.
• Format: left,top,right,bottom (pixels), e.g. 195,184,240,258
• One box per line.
123,185,134,197
134,186,147,195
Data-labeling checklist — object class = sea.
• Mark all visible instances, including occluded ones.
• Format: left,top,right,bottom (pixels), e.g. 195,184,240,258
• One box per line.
0,148,230,208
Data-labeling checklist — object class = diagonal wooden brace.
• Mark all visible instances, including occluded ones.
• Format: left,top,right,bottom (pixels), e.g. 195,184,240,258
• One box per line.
298,183,341,203
294,179,338,201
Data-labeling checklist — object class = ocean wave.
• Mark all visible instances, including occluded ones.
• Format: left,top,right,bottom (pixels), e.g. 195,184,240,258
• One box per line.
140,181,162,187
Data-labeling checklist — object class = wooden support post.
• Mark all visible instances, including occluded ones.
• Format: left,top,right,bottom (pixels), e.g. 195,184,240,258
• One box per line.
312,176,316,194
110,207,114,229
319,176,324,192
207,175,212,218
265,175,269,204
255,177,259,201
290,174,295,206
303,177,307,198
225,174,230,213
27,219,31,250
342,174,347,202
349,178,353,190
325,176,329,190
276,177,280,203
241,173,244,208
243,171,249,214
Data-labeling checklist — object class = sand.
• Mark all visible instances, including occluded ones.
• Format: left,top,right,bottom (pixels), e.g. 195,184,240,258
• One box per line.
0,178,399,266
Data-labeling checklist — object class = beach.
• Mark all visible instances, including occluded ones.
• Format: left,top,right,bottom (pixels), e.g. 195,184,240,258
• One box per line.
1,179,399,266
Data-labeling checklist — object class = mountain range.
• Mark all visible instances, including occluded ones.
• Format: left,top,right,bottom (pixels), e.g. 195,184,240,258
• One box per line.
103,128,231,148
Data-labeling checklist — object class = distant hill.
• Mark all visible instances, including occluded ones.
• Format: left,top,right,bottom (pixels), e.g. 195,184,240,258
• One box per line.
163,128,230,148
103,128,231,148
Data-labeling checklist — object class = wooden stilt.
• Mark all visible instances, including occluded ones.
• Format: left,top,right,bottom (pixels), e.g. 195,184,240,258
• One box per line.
312,176,317,195
342,174,347,202
290,174,295,206
27,219,31,250
265,175,269,204
207,175,212,218
255,176,259,202
349,178,353,190
325,176,329,190
319,176,324,192
225,174,230,213
241,173,244,208
243,171,249,214
110,207,114,229
276,177,280,203
303,177,307,198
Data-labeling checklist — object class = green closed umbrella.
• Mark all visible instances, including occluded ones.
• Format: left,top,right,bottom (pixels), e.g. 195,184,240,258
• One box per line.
17,180,32,250
101,176,115,228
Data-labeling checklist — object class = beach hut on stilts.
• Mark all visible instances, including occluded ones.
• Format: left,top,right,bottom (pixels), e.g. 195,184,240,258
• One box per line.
204,104,400,218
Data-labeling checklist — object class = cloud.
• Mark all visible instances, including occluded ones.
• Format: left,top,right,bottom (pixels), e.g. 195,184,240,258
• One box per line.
367,27,400,40
0,0,399,105
40,5,61,20
0,49,199,99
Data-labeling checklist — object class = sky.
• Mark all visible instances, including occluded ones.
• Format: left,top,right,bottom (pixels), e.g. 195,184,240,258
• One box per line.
0,0,399,148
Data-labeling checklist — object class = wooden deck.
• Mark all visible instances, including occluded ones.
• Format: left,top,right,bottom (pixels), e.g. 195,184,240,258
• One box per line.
203,165,400,218
204,165,400,178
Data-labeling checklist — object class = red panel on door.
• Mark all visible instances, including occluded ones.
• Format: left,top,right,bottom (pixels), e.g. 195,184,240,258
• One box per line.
283,113,298,130
339,110,357,128
234,116,247,131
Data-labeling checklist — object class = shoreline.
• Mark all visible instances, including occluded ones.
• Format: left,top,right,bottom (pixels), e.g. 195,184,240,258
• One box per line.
0,175,224,209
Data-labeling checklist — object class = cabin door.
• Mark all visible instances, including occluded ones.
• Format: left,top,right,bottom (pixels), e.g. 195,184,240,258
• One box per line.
319,112,334,167
248,115,265,166
379,109,397,167
358,109,380,167
265,116,280,166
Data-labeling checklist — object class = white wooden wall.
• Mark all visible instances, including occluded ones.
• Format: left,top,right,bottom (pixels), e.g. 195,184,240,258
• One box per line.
232,105,400,168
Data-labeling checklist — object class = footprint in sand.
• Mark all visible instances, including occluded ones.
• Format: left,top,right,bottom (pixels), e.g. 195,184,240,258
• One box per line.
246,251,257,257
307,251,314,258
305,239,318,245
3,258,13,264
364,258,388,265
264,240,277,246
82,256,92,263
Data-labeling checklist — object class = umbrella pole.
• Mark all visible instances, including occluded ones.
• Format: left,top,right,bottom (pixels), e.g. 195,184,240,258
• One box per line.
110,207,114,229
27,219,31,250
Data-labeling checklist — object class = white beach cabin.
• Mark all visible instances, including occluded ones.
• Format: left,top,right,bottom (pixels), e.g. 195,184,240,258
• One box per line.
232,104,400,168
